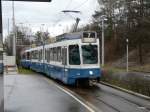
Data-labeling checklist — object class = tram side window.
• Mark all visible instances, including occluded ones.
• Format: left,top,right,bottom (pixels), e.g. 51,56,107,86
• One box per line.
45,49,50,62
31,51,34,59
35,50,38,59
39,50,42,61
47,49,50,62
50,48,53,61
69,45,80,65
27,52,30,60
57,47,61,62
45,49,47,62
0,51,2,60
53,47,57,61
22,53,26,59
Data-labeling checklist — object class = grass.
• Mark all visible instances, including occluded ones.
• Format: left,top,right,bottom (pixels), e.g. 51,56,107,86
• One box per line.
129,64,150,72
18,67,35,74
101,64,150,97
102,65,126,75
103,64,150,73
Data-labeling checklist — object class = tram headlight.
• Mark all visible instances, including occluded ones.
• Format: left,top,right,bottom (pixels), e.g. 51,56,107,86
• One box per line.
89,71,93,75
77,73,80,76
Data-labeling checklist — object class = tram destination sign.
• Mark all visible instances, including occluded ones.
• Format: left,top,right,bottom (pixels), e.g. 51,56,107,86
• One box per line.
82,31,97,43
3,0,51,2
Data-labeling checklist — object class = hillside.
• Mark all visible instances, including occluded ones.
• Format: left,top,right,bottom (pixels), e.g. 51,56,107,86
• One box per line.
109,49,150,72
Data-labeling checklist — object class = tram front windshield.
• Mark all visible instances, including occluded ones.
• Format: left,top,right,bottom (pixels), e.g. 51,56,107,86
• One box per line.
82,45,98,64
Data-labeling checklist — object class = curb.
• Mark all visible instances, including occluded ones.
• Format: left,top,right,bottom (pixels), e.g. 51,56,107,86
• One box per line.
99,81,150,101
44,78,100,112
131,70,150,73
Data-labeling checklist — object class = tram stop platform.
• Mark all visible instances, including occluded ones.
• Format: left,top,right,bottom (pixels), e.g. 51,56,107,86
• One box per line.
4,74,91,112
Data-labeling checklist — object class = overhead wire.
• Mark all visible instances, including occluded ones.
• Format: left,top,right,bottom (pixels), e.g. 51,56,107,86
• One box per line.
72,0,89,10
64,0,73,10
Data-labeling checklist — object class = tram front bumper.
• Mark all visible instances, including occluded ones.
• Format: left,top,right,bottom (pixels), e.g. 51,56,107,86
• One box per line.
68,68,101,79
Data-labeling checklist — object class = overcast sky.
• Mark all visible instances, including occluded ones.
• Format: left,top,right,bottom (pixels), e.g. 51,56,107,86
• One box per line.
2,0,99,38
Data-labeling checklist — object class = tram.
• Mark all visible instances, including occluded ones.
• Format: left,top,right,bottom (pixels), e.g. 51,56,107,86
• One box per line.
21,31,101,85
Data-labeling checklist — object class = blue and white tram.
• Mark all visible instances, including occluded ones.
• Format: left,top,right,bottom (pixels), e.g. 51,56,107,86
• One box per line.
21,31,101,85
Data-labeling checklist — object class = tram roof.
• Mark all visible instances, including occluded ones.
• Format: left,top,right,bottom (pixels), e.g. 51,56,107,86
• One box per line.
56,31,96,42
24,31,97,52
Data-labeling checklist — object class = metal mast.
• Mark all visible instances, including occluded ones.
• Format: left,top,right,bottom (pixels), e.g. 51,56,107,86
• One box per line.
12,1,16,57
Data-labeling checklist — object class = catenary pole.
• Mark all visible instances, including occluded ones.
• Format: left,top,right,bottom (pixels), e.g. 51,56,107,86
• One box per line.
126,38,129,72
101,18,104,67
12,1,16,57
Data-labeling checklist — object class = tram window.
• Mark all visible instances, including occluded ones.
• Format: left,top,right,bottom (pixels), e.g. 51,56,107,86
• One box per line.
27,52,30,60
38,51,40,61
69,45,80,65
62,48,67,65
53,47,57,61
0,51,2,60
31,51,34,59
32,50,38,59
39,50,42,61
82,45,98,64
22,53,26,59
41,50,43,60
57,47,61,62
47,49,50,62
46,49,50,62
45,49,47,62
32,51,34,59
50,48,53,61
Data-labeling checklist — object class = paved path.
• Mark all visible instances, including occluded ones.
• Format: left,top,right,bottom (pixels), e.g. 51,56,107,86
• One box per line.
4,74,91,112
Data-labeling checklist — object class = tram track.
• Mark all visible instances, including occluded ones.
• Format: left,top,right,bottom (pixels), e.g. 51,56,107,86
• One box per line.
96,83,150,109
96,83,150,112
96,98,121,112
52,80,150,112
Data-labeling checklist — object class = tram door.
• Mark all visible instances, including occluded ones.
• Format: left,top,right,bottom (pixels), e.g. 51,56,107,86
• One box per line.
62,47,67,80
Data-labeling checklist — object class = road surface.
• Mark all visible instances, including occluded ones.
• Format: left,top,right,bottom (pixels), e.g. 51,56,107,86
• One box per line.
67,83,150,112
4,74,92,112
4,73,150,112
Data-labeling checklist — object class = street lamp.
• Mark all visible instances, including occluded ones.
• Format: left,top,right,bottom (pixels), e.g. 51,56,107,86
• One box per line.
40,24,45,63
100,15,107,67
126,38,129,72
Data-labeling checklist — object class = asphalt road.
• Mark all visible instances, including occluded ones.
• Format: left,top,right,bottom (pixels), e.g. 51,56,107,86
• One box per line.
67,83,150,112
4,74,91,112
0,76,3,112
4,73,150,112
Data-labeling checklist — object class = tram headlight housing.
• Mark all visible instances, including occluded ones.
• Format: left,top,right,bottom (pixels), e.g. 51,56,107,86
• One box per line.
89,71,93,75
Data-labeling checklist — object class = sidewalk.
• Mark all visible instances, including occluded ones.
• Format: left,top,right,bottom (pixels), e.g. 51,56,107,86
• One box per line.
4,74,90,112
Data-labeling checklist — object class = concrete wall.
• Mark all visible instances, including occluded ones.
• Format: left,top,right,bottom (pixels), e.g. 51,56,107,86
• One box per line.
3,53,16,66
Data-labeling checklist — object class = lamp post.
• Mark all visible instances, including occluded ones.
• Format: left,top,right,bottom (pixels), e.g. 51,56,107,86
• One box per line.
12,1,16,58
126,38,129,72
100,15,107,67
41,24,45,63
